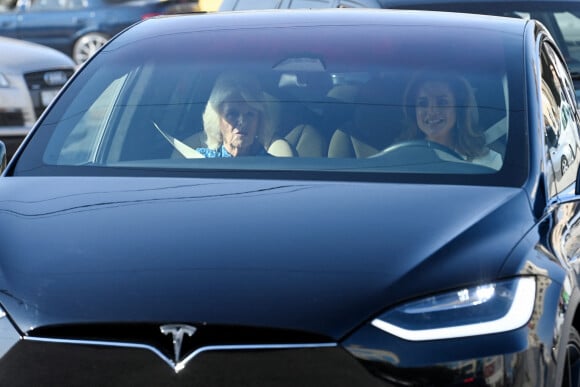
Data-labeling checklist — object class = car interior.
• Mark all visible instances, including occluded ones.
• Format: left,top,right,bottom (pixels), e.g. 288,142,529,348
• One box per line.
40,53,510,176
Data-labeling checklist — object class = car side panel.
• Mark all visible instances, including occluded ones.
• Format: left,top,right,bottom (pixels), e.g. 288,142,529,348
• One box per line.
16,8,89,53
0,9,18,39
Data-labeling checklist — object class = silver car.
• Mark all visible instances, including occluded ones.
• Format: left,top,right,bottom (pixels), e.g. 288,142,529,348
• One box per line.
0,36,75,160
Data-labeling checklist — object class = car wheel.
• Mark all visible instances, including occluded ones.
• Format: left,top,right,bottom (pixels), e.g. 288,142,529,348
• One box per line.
73,32,110,65
562,326,580,387
561,156,570,176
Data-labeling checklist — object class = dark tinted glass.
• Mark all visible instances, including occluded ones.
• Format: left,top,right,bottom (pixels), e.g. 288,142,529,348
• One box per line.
14,17,528,186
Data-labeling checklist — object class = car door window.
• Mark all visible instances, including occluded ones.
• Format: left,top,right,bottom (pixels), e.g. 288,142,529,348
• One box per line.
48,74,128,165
541,40,580,196
555,12,580,47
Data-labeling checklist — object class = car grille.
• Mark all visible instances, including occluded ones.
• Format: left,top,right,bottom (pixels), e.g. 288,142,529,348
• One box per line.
4,324,386,386
0,109,24,127
29,323,331,357
23,68,75,118
3,341,386,386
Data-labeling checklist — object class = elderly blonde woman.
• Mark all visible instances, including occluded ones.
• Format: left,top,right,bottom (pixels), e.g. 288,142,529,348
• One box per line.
191,73,294,158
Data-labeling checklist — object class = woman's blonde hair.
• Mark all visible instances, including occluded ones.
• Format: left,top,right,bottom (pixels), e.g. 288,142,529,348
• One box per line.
401,71,486,159
202,73,274,150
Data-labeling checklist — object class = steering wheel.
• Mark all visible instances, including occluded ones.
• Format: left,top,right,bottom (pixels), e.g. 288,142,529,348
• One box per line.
370,139,464,160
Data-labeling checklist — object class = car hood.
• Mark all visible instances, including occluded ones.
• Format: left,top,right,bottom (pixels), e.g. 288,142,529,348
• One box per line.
0,177,533,338
0,37,75,72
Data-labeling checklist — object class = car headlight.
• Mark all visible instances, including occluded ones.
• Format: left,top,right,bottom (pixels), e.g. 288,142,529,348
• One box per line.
372,277,535,341
0,73,9,88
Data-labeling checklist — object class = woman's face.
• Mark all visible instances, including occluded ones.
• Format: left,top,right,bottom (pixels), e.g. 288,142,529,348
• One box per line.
415,81,457,146
219,101,259,156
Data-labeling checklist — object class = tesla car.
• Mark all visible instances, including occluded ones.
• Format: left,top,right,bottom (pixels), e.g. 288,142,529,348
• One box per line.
0,36,75,161
0,0,181,64
1,8,580,386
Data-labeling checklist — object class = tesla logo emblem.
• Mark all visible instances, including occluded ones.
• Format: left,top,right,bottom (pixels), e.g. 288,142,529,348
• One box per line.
160,324,197,364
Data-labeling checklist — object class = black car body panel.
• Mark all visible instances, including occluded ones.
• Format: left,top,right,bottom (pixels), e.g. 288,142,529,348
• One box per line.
0,177,527,335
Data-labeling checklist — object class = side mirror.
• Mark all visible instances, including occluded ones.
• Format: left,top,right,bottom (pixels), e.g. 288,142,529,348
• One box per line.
0,141,6,173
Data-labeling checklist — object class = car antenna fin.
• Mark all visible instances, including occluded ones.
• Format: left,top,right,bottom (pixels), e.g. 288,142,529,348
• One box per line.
152,121,203,159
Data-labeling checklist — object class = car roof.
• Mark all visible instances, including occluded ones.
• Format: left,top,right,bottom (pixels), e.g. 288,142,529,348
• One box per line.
102,9,530,68
102,9,531,74
115,8,527,41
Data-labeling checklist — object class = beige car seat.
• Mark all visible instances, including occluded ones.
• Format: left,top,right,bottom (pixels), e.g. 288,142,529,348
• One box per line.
328,77,405,158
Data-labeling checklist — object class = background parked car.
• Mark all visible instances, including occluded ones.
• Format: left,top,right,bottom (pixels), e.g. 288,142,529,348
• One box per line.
0,0,182,65
0,36,75,160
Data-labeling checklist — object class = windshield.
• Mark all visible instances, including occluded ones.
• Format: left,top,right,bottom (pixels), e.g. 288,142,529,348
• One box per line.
13,18,528,186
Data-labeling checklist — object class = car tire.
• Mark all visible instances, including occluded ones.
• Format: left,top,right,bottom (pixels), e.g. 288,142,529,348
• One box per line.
562,326,580,387
73,32,110,65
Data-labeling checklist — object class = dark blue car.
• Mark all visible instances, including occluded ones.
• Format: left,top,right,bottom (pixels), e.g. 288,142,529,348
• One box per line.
0,0,181,64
